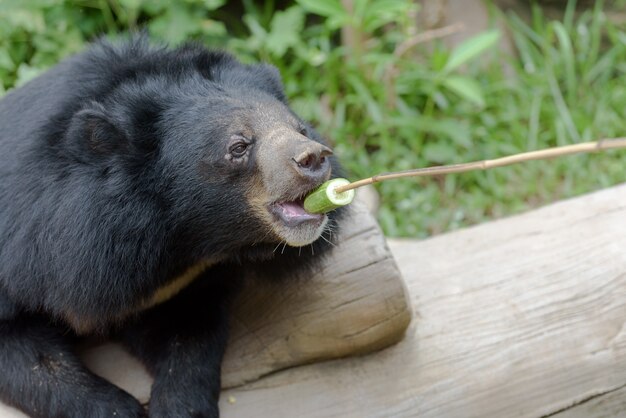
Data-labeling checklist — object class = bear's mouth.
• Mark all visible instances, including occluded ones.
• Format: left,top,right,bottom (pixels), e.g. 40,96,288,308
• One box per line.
269,198,325,228
264,185,329,247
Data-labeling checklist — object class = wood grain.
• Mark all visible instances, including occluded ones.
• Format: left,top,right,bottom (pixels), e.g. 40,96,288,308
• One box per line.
549,384,626,417
222,199,412,388
216,184,626,418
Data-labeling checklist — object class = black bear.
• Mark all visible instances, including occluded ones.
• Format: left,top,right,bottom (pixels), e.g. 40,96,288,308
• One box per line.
0,37,344,417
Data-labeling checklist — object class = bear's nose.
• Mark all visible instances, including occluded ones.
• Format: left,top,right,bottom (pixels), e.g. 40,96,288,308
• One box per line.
293,144,333,182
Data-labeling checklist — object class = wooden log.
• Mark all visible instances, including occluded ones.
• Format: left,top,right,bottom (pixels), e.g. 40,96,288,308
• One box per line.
549,384,626,417
0,197,411,416
221,199,412,388
214,183,626,417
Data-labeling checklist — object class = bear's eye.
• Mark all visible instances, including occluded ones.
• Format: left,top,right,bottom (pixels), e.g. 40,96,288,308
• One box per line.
229,142,248,158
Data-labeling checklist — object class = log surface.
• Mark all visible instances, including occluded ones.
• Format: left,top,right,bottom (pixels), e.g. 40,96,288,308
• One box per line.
216,183,626,417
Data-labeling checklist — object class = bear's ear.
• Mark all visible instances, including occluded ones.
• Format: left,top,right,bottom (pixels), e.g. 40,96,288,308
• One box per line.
253,64,287,103
65,103,127,156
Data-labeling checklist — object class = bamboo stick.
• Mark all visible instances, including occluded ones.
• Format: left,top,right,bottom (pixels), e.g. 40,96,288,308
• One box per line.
334,137,626,194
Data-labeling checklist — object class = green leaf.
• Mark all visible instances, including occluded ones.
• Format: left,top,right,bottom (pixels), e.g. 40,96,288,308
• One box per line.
199,19,227,38
443,30,500,73
442,75,485,107
422,142,457,164
296,0,347,19
428,118,472,148
1,9,45,32
202,0,226,9
363,0,412,32
0,50,14,71
346,74,383,123
0,0,56,13
148,6,203,43
266,6,305,57
243,14,268,40
141,0,172,15
118,0,142,10
353,0,369,20
15,64,43,87
552,21,576,101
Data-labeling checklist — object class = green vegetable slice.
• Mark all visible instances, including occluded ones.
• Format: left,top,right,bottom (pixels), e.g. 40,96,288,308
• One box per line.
304,178,355,214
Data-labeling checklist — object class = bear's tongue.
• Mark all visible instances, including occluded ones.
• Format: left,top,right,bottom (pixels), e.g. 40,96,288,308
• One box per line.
275,200,323,226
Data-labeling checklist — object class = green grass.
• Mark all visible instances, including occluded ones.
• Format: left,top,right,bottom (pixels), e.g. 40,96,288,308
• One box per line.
2,0,626,238
318,0,626,237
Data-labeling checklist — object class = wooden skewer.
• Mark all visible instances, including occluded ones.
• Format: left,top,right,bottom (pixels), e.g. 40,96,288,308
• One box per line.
334,137,626,194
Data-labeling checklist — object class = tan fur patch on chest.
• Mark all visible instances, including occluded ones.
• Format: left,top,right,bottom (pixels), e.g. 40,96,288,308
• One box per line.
141,258,218,310
63,259,221,334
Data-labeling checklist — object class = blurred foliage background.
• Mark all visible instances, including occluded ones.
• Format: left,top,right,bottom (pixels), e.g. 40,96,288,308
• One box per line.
1,0,626,237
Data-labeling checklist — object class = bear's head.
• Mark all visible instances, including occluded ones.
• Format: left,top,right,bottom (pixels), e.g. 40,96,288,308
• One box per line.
62,44,340,257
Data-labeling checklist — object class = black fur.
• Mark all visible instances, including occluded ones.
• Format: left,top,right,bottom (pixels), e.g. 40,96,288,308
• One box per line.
0,37,345,417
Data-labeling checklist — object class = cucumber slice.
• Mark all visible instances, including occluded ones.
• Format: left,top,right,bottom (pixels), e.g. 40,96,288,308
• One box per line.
304,178,355,214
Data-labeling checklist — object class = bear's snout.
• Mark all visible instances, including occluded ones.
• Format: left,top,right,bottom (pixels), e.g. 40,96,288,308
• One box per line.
292,142,333,184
